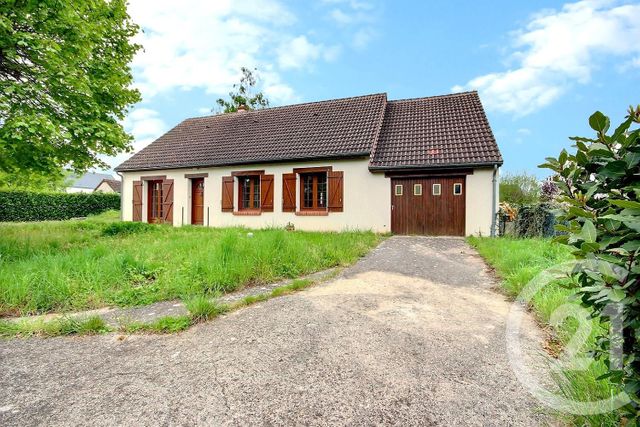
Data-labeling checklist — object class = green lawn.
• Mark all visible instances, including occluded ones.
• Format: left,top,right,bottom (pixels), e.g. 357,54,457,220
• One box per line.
0,211,380,316
468,236,622,427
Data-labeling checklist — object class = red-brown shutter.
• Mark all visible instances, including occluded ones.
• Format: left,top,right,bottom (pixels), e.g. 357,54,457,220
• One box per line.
221,176,234,212
161,179,174,224
328,171,343,212
132,181,143,221
261,174,274,212
282,173,296,212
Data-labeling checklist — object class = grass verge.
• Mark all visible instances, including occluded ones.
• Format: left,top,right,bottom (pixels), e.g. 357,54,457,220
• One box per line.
0,211,380,316
0,315,110,338
468,236,622,426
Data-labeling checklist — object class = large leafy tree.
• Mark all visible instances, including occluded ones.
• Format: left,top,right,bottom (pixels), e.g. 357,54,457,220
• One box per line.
542,105,640,420
215,67,269,113
0,0,141,174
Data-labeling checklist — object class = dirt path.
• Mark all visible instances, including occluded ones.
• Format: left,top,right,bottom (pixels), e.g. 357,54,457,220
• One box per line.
0,237,552,426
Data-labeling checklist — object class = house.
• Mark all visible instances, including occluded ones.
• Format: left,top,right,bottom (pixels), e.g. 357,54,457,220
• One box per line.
66,172,115,193
94,179,122,194
115,91,502,236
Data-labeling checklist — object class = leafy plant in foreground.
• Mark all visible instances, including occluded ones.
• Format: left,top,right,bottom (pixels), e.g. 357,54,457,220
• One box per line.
541,105,640,420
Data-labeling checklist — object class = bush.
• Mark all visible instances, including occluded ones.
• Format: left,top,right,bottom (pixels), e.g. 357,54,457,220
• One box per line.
499,172,541,205
0,190,120,222
541,106,640,420
102,221,153,236
514,203,557,238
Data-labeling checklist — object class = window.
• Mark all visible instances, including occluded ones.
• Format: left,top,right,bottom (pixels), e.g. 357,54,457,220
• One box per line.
432,183,441,196
453,183,463,195
301,172,327,210
413,184,422,196
394,184,403,196
239,176,260,210
149,181,163,222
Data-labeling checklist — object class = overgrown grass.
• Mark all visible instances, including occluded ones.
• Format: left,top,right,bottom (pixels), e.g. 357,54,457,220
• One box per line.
0,211,380,316
120,315,192,334
184,295,228,323
468,236,622,426
0,315,110,338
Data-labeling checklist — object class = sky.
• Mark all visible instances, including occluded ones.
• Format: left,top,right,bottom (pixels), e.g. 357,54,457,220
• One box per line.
104,0,640,178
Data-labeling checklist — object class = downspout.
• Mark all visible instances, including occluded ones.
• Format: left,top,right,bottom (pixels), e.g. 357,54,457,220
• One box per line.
490,164,498,237
116,171,124,222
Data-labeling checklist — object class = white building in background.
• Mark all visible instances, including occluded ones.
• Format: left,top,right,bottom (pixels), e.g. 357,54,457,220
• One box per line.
66,172,116,193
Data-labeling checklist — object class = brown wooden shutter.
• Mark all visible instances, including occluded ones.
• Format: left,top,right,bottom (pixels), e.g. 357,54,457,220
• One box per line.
161,179,174,224
282,173,296,212
328,171,343,212
261,174,274,212
132,181,143,221
221,176,234,212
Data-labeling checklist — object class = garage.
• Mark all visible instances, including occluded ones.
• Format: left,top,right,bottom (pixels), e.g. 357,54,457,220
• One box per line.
390,176,466,236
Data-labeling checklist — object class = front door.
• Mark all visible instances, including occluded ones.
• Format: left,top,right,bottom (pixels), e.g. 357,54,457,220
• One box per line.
191,178,204,225
391,176,466,236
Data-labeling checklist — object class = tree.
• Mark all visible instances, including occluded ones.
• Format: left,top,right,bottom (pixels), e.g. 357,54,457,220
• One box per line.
541,105,640,420
0,0,141,175
0,168,70,192
499,171,541,205
215,67,269,113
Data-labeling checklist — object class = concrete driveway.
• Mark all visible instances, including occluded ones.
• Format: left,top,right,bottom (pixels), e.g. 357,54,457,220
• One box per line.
0,237,551,426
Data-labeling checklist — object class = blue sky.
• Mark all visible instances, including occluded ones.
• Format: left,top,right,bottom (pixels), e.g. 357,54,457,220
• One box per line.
106,0,640,177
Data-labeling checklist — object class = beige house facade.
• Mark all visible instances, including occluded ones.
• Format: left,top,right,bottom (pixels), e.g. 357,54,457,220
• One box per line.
116,92,502,236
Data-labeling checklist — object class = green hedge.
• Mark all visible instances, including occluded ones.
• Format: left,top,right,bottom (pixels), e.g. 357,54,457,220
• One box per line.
0,191,120,222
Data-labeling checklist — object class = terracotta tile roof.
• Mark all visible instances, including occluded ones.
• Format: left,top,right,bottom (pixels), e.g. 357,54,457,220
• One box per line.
115,91,502,172
115,93,388,172
369,91,502,169
95,179,122,193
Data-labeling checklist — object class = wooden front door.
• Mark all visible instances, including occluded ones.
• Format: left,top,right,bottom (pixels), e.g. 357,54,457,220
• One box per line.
148,180,164,224
391,176,466,236
191,178,204,225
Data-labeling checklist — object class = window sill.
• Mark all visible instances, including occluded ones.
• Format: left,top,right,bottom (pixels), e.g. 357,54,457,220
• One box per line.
233,210,262,216
295,210,329,216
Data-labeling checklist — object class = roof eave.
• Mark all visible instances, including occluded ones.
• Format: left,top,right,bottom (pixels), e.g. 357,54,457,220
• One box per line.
115,152,372,173
368,160,503,171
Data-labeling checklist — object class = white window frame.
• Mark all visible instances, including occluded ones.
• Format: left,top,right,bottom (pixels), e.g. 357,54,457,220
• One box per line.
432,183,441,196
394,184,403,196
413,183,422,196
453,183,463,196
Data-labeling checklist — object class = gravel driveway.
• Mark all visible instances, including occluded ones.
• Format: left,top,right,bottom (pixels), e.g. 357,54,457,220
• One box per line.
0,237,551,426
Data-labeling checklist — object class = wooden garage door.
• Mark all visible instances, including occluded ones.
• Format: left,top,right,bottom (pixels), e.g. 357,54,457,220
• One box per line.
391,177,465,236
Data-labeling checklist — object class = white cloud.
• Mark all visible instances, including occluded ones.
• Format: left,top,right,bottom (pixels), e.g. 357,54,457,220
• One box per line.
453,0,640,116
352,28,376,49
128,0,336,101
124,108,167,141
277,35,340,70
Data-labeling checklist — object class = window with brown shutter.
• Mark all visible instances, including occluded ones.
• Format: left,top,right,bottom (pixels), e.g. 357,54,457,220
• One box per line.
221,176,234,212
261,174,274,212
282,173,296,212
328,171,343,212
132,181,143,221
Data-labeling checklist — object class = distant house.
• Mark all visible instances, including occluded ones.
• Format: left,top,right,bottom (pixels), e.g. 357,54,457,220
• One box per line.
66,172,115,193
94,179,122,194
115,91,502,236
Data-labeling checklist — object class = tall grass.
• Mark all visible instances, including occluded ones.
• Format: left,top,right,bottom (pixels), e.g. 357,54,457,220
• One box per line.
468,237,621,426
0,211,379,316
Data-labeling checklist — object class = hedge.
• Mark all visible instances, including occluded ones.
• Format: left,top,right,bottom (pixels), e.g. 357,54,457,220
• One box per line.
0,190,120,222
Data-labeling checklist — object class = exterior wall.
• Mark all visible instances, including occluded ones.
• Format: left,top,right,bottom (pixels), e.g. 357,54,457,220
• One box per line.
120,158,391,233
120,160,498,235
94,182,116,193
465,167,499,236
